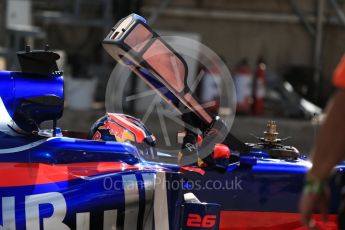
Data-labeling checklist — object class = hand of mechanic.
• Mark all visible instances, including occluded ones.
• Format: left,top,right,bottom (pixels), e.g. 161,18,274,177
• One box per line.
299,173,330,230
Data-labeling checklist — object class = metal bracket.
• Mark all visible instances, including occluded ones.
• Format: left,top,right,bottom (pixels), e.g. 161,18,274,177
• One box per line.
329,0,345,26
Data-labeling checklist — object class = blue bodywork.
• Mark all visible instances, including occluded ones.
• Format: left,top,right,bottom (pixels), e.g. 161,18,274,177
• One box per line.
0,71,63,134
0,129,342,229
0,135,140,165
0,71,63,118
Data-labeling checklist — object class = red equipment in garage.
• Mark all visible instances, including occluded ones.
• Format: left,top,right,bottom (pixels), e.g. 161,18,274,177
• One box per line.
252,57,266,116
233,58,253,115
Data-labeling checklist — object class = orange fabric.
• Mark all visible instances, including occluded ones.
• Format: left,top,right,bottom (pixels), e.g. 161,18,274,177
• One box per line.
333,55,345,89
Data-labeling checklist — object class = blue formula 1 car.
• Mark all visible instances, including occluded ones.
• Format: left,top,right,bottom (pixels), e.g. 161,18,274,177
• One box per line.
0,14,343,230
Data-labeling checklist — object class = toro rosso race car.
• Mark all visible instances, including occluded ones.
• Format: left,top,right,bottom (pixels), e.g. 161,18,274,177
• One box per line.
0,14,344,230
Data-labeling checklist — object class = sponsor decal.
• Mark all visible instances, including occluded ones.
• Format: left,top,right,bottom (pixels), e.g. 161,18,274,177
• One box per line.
1,192,82,230
186,214,217,228
92,131,102,141
0,172,156,230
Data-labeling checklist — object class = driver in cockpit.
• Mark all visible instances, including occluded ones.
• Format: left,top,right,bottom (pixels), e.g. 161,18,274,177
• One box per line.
88,113,157,160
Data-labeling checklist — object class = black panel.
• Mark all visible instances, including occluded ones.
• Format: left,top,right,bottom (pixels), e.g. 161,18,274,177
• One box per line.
17,49,60,75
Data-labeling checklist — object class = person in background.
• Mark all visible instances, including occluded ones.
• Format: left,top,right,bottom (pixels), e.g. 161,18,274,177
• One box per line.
299,55,345,229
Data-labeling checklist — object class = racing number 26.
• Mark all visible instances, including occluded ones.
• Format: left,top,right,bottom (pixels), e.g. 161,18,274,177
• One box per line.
186,214,217,228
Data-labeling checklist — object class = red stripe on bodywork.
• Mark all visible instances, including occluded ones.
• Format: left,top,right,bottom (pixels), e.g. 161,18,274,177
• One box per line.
0,162,138,187
180,166,205,175
220,211,337,230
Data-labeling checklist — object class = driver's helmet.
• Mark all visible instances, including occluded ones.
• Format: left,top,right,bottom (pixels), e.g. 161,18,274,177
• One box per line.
89,113,157,158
